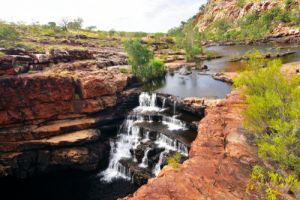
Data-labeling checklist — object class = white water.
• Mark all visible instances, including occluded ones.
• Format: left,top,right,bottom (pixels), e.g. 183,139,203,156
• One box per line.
101,120,141,182
142,131,150,142
156,133,188,156
134,92,161,112
162,116,187,131
153,151,167,176
139,147,151,168
173,100,176,115
100,92,190,183
162,98,166,109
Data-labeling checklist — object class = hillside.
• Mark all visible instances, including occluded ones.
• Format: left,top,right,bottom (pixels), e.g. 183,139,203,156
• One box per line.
195,0,300,42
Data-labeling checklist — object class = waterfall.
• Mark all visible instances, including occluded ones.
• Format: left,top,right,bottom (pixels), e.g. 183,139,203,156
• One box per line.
135,92,160,112
100,92,192,183
100,119,142,182
139,147,151,168
162,98,166,109
153,151,167,176
173,100,177,115
156,133,188,156
162,116,187,131
142,131,150,142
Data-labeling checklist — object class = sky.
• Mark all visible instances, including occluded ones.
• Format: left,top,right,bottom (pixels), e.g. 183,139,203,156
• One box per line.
0,0,207,32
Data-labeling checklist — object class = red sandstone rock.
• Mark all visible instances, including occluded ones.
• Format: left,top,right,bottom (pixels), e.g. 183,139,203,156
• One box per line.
124,91,258,200
0,68,131,125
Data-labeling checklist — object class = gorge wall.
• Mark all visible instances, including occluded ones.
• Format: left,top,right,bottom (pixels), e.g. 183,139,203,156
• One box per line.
196,0,300,42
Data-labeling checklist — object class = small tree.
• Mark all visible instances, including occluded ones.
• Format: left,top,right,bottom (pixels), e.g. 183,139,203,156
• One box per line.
182,20,202,62
48,22,56,29
108,28,116,37
124,39,165,82
60,17,69,32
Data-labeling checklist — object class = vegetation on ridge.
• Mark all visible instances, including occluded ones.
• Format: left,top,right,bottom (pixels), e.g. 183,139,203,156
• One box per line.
168,19,203,61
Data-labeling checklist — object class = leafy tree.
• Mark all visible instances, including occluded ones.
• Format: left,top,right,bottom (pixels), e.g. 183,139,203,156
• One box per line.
68,18,83,32
47,22,56,29
124,39,165,82
182,20,203,62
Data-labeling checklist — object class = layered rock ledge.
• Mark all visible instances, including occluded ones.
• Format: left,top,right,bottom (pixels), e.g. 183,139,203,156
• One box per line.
124,91,258,200
0,54,139,178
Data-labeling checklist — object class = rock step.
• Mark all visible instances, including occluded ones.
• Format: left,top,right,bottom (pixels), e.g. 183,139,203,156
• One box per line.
119,159,153,186
133,121,191,148
0,129,101,153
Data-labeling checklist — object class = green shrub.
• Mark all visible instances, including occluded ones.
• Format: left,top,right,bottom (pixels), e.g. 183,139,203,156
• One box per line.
247,165,300,200
236,0,246,8
0,22,19,48
291,9,300,25
204,50,219,60
167,152,182,168
285,0,293,8
234,55,300,199
119,67,132,74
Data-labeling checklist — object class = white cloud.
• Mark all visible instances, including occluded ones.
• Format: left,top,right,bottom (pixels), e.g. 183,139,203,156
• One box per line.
0,0,206,32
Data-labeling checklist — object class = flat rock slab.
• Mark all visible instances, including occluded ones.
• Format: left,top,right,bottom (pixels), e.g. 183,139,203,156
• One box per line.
0,129,101,153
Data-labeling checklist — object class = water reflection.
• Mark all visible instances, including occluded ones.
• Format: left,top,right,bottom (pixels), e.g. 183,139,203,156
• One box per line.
149,44,300,99
155,70,232,99
204,44,300,72
143,77,166,91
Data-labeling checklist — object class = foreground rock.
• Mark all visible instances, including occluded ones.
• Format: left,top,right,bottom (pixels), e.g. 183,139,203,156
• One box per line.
124,91,258,200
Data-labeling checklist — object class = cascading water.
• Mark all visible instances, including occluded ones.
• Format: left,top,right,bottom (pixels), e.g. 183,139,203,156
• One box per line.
100,92,194,184
153,151,167,176
162,98,166,109
139,147,151,168
173,100,177,115
162,116,187,131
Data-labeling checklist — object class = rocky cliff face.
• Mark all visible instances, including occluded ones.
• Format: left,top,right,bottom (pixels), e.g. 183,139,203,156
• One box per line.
196,0,300,41
124,91,258,200
0,46,139,178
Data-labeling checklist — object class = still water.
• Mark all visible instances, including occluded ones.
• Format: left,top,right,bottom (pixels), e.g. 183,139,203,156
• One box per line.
148,44,300,98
